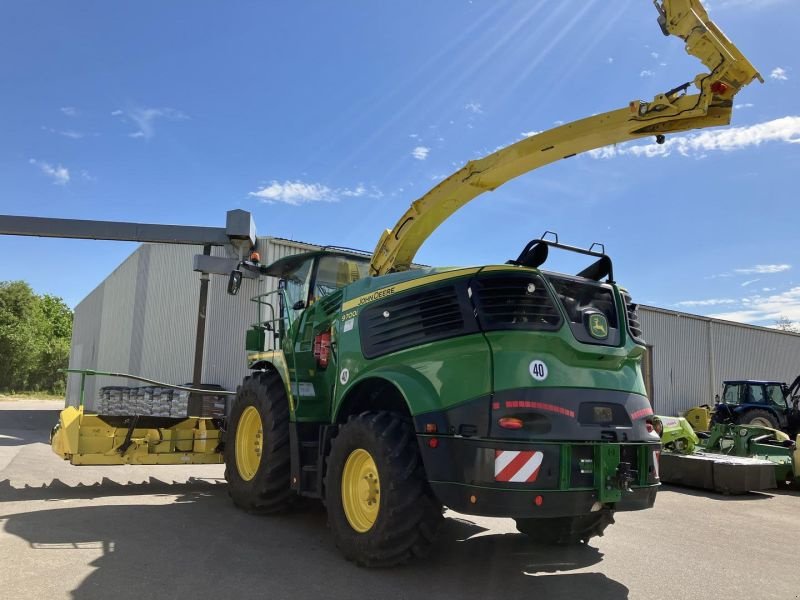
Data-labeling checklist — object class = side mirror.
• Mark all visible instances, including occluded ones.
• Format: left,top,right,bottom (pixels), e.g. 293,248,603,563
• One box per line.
292,300,306,310
227,270,243,295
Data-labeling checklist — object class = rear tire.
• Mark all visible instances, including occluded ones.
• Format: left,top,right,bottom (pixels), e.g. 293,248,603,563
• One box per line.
735,409,780,429
324,411,442,567
515,509,615,545
224,371,294,513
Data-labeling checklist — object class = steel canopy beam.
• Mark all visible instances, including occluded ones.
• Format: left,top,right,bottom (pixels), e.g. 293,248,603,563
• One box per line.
0,214,232,246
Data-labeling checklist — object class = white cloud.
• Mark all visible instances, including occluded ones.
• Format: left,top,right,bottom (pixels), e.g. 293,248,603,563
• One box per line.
60,106,77,117
734,103,754,109
521,130,541,138
640,70,655,78
735,264,791,275
112,106,189,139
409,133,419,139
709,287,800,325
411,146,430,160
29,159,70,185
464,102,483,114
606,57,614,64
741,279,760,287
42,126,90,139
650,52,659,59
770,67,788,81
675,298,737,307
589,116,800,160
248,180,378,206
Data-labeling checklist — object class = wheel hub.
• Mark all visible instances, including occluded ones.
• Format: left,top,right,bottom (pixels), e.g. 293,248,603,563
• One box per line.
342,449,380,533
235,406,263,481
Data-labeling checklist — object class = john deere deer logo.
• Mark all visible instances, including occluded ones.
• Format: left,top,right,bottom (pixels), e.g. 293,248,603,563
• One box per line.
588,313,608,339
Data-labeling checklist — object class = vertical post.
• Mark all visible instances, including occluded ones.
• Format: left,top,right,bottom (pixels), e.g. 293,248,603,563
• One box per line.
707,319,717,403
193,245,212,387
79,372,86,408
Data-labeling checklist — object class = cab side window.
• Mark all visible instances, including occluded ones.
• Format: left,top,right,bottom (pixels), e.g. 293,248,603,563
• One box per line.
723,384,741,404
747,385,765,404
766,384,787,408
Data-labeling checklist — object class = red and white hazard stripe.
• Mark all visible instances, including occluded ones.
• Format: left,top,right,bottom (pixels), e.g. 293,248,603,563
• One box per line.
494,450,544,483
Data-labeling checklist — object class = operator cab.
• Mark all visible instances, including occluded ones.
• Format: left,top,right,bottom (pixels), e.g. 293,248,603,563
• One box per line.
262,249,371,310
720,380,790,410
227,248,370,304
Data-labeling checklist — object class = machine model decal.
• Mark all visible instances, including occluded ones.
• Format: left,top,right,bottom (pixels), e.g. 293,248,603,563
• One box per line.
290,382,316,397
339,368,350,385
340,267,482,311
494,450,544,483
529,359,548,382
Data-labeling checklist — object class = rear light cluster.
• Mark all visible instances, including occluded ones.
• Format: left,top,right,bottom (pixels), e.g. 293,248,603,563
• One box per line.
313,331,331,368
651,417,664,436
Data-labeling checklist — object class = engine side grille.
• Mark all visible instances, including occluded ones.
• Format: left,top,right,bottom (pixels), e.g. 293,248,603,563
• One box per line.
622,291,644,343
318,290,343,318
359,284,475,359
472,275,561,331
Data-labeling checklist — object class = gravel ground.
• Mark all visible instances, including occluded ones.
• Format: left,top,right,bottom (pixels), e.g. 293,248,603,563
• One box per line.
1,400,798,600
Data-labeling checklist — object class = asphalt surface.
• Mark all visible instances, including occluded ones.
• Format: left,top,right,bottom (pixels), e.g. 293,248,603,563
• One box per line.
1,400,798,600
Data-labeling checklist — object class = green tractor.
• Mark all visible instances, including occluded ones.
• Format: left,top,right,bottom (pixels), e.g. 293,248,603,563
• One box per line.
224,238,661,565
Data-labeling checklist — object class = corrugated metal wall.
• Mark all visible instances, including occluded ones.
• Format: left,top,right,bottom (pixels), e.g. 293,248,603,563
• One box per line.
69,240,800,417
67,237,317,407
639,306,800,415
68,278,105,407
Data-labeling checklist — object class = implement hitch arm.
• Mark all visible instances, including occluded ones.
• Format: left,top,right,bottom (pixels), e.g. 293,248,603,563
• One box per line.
369,0,761,276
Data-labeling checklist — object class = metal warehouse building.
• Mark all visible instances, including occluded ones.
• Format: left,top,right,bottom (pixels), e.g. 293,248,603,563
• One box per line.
67,239,800,416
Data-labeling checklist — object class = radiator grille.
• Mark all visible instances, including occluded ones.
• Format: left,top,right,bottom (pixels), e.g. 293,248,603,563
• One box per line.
359,285,473,358
622,291,644,342
472,275,561,331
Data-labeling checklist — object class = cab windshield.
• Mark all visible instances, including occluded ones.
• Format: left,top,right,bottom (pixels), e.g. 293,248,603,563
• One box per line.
313,255,371,299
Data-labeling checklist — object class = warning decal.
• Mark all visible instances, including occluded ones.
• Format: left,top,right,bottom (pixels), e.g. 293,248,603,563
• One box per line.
494,450,544,483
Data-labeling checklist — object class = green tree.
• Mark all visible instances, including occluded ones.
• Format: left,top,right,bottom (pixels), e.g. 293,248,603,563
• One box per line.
0,281,73,393
775,316,800,334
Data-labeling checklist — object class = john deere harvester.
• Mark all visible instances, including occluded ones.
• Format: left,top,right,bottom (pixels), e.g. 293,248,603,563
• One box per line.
221,0,761,565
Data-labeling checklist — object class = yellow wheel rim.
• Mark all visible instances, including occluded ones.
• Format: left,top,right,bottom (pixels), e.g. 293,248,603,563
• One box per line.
341,448,380,533
235,406,263,481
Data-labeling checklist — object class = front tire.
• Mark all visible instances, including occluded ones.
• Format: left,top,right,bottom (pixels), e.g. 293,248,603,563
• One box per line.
324,411,442,567
515,509,615,545
224,371,294,513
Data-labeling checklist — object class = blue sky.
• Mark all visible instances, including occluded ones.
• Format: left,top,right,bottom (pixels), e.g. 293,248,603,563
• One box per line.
1,0,798,328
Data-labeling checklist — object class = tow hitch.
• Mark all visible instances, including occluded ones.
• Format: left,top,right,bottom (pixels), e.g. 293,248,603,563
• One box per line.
608,462,638,493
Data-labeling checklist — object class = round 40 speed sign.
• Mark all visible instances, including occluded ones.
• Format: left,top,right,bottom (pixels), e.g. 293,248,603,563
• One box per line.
529,359,548,381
